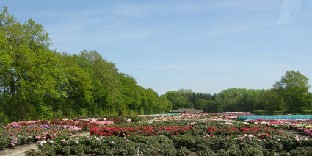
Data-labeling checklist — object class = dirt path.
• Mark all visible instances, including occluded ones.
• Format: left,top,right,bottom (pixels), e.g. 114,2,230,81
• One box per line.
0,144,37,156
0,132,90,156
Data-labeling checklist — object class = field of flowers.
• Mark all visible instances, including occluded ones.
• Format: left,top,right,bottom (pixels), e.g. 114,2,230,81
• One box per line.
1,113,312,156
247,119,312,137
0,118,117,150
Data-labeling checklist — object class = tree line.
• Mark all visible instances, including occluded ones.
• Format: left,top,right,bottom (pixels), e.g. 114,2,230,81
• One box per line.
163,71,312,114
0,8,172,123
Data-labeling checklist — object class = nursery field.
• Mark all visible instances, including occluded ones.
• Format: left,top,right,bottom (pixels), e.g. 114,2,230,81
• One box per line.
1,113,312,156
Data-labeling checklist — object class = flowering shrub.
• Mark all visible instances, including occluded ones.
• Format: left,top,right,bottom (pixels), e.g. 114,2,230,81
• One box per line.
0,125,79,149
0,127,10,149
0,117,122,150
0,119,88,149
248,119,312,137
90,125,193,136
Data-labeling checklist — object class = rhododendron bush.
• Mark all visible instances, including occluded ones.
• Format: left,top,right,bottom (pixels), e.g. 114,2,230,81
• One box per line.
0,120,82,149
90,125,193,136
248,119,312,137
0,118,116,149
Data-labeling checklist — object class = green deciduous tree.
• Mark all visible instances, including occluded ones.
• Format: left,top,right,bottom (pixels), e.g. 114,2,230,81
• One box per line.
60,53,94,117
79,50,120,116
273,71,311,113
260,89,285,113
0,8,67,121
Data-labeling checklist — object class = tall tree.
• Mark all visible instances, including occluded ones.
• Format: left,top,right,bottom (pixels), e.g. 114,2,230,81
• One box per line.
0,8,66,120
118,73,141,115
79,50,120,116
273,71,310,113
60,53,94,117
165,91,191,109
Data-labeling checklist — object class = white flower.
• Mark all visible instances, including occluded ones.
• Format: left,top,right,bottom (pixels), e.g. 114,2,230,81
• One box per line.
225,122,233,125
38,140,47,146
295,135,300,141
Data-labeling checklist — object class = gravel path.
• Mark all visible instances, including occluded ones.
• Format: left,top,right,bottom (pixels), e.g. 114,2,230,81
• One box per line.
0,144,37,156
0,132,90,156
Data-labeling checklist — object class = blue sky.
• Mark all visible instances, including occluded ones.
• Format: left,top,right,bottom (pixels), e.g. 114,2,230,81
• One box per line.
1,0,312,95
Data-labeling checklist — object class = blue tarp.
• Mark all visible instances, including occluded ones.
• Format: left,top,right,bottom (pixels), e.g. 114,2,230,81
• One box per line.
238,115,312,120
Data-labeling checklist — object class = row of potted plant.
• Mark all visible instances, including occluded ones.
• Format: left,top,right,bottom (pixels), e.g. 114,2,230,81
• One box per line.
90,125,193,136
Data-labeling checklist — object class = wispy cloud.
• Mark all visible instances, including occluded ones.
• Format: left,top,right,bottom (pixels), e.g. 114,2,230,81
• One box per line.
213,0,281,11
278,0,312,24
112,0,281,17
29,0,281,49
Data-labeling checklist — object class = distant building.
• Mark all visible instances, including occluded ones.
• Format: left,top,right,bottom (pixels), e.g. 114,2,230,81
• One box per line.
170,108,203,113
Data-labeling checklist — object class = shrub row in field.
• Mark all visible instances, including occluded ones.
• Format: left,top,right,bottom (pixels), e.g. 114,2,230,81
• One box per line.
26,133,312,156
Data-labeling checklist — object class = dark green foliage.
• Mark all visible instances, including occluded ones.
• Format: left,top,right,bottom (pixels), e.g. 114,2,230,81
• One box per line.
164,88,268,113
165,77,312,114
164,89,214,110
271,111,285,115
253,110,267,115
302,110,312,115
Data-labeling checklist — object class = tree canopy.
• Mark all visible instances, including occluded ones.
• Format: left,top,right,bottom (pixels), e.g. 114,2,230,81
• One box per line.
273,71,311,113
